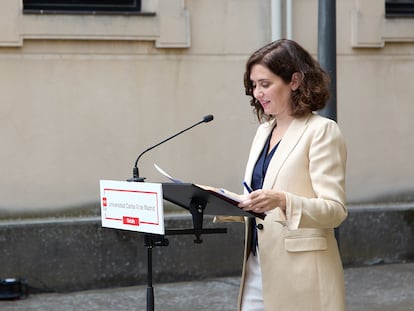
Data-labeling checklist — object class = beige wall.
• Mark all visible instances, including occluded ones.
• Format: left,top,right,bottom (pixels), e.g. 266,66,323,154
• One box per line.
0,0,413,214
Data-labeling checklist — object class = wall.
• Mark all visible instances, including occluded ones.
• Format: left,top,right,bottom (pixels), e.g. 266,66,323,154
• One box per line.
0,0,268,214
1,209,412,292
293,0,414,202
0,0,414,216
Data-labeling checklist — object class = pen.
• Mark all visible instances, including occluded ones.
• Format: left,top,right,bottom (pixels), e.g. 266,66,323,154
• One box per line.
243,181,253,193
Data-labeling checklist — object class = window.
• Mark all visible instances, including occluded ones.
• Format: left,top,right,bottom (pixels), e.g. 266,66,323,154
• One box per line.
23,0,142,14
2,1,189,48
386,0,414,18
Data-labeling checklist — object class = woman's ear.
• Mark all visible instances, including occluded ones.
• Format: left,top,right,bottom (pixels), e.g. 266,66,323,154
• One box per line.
290,72,303,91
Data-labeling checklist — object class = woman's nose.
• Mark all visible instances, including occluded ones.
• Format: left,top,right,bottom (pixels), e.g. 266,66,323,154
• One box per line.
254,89,264,99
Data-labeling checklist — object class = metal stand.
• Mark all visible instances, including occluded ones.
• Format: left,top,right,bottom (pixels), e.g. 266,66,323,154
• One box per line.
144,233,168,311
143,197,227,311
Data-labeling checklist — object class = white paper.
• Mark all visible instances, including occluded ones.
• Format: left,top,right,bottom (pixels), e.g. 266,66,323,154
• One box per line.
153,163,183,183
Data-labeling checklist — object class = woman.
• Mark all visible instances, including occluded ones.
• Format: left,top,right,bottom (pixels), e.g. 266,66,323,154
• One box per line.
220,39,347,311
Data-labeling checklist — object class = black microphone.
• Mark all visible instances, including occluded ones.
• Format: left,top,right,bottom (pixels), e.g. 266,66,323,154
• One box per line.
128,114,214,182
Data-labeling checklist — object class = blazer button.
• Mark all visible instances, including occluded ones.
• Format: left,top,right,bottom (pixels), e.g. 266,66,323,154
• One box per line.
257,223,264,230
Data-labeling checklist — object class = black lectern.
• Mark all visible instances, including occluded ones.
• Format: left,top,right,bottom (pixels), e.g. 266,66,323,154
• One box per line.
143,183,263,311
162,183,264,243
162,183,265,228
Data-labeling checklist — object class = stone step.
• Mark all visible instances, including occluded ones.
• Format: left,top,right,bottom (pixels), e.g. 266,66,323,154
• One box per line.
0,204,412,292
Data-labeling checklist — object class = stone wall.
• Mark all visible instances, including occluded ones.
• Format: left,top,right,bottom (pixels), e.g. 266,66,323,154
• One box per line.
1,205,412,293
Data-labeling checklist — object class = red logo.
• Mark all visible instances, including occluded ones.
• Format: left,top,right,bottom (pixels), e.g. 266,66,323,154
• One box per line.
123,217,140,226
102,197,107,207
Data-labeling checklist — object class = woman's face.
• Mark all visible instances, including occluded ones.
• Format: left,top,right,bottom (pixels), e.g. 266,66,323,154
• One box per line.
250,64,294,117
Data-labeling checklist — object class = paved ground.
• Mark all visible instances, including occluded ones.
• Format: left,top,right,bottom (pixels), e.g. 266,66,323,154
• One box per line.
0,262,413,311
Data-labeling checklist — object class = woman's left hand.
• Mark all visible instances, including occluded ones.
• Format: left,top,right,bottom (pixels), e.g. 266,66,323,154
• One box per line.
238,189,286,213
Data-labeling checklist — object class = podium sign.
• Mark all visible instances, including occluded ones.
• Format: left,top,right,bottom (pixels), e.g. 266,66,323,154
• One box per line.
100,180,164,235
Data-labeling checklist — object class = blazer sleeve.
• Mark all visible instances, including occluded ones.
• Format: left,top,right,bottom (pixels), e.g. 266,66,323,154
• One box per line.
268,119,347,230
289,120,347,230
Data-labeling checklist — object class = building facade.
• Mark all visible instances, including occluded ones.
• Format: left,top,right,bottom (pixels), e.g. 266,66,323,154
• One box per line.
0,0,413,215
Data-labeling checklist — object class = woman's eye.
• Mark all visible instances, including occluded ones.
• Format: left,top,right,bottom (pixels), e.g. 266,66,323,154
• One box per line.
252,81,270,89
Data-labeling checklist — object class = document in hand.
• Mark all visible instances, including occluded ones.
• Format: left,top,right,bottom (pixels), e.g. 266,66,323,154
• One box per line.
154,164,265,219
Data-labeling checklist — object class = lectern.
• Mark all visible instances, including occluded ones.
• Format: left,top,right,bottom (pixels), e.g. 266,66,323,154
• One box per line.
101,179,264,310
142,183,264,311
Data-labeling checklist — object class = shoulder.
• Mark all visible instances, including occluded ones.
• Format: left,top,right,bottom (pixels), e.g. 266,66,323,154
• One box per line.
288,114,347,155
304,114,347,155
305,114,343,136
307,113,337,126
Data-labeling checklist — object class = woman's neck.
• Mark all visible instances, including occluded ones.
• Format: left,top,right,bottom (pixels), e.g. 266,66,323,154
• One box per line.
268,115,294,151
273,113,294,131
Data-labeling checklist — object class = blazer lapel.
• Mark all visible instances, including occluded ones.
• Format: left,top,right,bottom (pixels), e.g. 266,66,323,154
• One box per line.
244,121,275,186
262,115,311,189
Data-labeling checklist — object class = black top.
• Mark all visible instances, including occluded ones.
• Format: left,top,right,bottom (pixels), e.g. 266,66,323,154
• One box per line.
248,130,280,255
251,131,280,191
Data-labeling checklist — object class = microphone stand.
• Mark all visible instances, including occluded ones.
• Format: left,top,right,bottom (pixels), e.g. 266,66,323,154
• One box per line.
126,176,153,311
127,114,213,183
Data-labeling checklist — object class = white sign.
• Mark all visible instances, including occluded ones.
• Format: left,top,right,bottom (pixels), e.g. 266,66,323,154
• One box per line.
100,180,164,235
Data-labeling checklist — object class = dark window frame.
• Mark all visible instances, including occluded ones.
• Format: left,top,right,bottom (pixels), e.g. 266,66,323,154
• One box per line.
23,0,145,15
386,0,414,18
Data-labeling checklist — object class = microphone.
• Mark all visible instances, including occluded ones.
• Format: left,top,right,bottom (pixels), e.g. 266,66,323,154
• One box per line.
128,114,214,182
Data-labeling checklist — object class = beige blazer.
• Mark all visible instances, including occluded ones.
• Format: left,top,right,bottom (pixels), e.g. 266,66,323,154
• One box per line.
237,113,347,311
